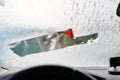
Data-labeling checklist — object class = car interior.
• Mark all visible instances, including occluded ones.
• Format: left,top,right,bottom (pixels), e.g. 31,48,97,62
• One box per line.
0,0,120,80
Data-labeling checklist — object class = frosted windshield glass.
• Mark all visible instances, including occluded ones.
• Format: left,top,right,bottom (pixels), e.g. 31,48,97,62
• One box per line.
0,0,120,69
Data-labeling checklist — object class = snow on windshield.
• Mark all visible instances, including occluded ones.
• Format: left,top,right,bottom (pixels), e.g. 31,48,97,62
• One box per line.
0,0,120,69
0,0,5,7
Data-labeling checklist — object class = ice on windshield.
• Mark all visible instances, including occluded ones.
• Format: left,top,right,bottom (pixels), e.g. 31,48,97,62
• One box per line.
0,0,5,7
0,0,120,69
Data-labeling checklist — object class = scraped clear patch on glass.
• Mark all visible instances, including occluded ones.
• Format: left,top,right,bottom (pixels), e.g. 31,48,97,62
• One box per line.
8,29,98,57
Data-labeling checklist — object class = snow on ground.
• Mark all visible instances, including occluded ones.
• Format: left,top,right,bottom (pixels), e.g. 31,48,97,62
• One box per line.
0,0,120,69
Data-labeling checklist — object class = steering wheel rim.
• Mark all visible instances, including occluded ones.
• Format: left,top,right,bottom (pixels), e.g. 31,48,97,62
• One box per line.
9,65,95,80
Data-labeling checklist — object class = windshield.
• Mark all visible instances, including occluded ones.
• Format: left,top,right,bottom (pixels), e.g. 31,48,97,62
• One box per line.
0,0,120,69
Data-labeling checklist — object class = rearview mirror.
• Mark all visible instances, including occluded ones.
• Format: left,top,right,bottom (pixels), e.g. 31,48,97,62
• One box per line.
117,3,120,17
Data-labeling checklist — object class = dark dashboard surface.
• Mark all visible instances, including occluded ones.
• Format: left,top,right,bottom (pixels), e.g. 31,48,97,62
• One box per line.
0,67,120,80
75,67,120,80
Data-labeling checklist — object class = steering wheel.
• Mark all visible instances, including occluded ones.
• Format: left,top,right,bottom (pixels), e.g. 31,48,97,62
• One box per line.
9,65,95,80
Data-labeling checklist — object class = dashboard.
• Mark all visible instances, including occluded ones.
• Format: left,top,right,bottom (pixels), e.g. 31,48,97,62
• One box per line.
0,65,120,80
